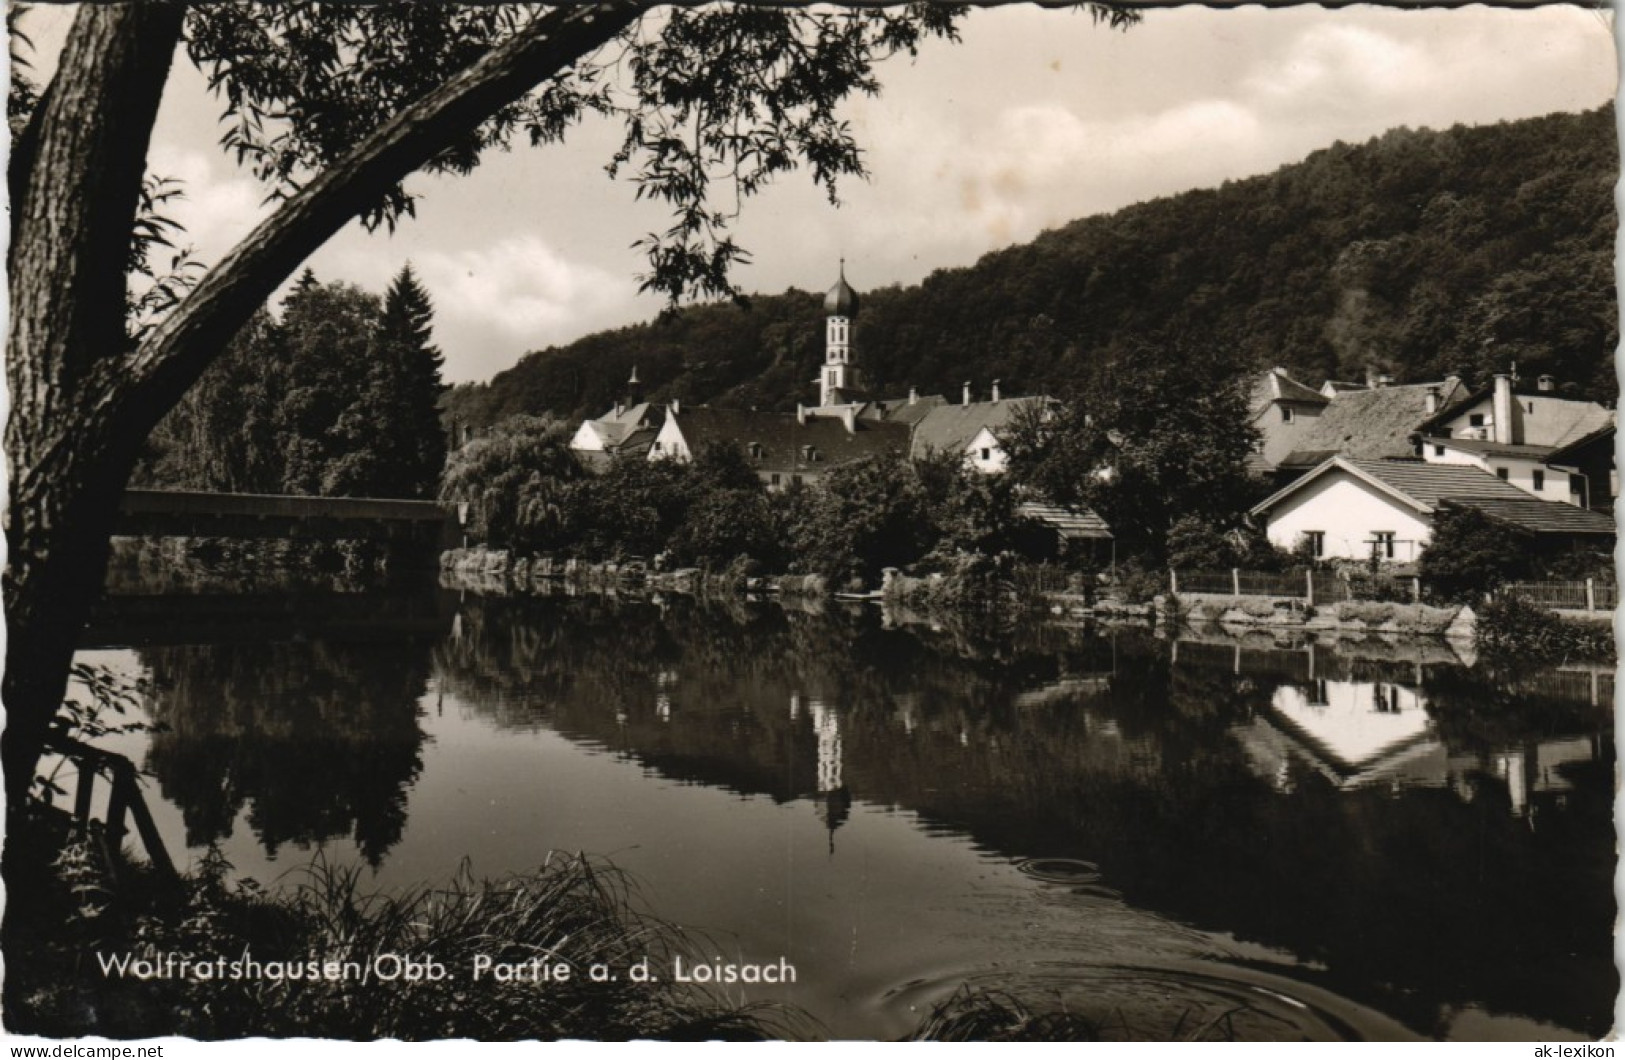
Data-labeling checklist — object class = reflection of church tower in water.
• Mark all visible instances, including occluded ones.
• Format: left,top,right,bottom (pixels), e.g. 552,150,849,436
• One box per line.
792,692,851,849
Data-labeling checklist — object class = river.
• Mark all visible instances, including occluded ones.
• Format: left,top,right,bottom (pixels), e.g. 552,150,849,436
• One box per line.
68,582,1616,1040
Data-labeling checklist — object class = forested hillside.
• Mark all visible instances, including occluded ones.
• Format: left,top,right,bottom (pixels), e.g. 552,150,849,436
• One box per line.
447,104,1616,429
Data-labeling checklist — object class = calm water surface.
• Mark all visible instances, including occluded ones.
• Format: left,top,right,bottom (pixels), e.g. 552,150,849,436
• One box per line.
73,584,1616,1040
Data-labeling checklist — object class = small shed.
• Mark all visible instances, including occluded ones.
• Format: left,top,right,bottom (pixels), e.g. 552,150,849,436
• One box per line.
1015,501,1115,566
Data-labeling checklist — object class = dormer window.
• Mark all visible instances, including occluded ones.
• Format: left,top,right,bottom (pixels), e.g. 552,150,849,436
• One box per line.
748,442,764,460
1469,413,1485,428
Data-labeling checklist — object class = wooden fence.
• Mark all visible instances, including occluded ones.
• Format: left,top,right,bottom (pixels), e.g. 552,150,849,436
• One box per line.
1501,579,1616,613
1170,569,1419,605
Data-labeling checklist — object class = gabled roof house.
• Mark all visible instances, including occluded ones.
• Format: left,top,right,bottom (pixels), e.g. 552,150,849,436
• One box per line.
1251,455,1614,563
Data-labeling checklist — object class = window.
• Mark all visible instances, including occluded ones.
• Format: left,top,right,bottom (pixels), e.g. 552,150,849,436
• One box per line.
748,442,764,460
792,474,804,486
1304,530,1325,558
1532,470,1544,491
1280,407,1294,424
980,447,992,461
1527,401,1535,414
770,473,782,487
1373,531,1395,560
1469,413,1485,428
1433,445,1445,457
1496,467,1509,481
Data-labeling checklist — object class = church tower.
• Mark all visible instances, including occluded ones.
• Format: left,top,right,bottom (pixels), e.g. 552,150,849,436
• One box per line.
820,262,861,408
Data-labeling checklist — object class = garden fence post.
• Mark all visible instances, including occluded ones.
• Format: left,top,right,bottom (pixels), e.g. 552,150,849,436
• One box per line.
1586,578,1595,612
1305,569,1314,606
1232,568,1240,597
1412,577,1421,603
1170,569,1178,596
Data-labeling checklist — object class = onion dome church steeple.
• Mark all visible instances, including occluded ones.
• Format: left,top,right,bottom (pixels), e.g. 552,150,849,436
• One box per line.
820,261,861,408
824,260,860,319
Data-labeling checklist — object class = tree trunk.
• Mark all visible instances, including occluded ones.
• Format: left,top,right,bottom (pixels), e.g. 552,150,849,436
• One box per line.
4,4,650,804
5,4,185,804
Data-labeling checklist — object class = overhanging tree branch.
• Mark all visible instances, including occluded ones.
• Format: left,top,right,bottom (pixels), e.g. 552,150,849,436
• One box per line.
112,2,652,440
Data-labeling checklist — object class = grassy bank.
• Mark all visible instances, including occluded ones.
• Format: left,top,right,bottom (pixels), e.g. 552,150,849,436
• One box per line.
4,819,785,1041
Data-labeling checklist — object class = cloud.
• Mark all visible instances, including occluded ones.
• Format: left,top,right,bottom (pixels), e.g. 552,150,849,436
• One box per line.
144,146,266,270
411,237,638,381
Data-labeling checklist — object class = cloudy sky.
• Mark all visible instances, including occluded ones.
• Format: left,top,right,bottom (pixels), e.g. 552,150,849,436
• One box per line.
19,5,1618,383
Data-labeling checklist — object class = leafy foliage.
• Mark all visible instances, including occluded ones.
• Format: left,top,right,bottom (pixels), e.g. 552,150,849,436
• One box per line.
180,3,971,301
137,270,447,499
1417,505,1534,601
440,414,587,553
1475,595,1616,664
1003,341,1262,561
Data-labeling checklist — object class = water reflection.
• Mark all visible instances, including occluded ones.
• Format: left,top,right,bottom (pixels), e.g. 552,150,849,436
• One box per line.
125,599,442,866
93,586,1615,1039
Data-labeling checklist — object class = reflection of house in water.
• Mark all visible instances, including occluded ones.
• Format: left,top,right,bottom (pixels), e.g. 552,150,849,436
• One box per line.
1239,679,1445,791
792,693,851,847
1206,637,1615,827
1472,737,1605,821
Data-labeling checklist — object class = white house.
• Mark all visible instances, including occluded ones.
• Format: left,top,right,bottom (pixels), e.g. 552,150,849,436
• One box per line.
1249,455,1614,562
909,384,1050,473
1414,372,1614,506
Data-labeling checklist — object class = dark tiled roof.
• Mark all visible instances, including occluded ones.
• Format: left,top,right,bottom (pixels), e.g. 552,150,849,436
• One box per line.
1547,425,1615,465
910,396,1049,460
863,394,948,427
581,401,664,446
1279,449,1340,468
1252,367,1328,410
1432,438,1554,460
670,407,908,475
1344,457,1533,508
617,426,660,458
1016,502,1113,540
1441,496,1616,535
1285,379,1469,460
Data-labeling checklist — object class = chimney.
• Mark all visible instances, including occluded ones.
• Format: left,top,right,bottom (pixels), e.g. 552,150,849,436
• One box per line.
1492,373,1514,444
670,396,680,416
1538,374,1556,393
796,404,807,425
627,365,643,406
991,379,1001,403
908,386,918,406
1424,386,1440,415
962,381,972,406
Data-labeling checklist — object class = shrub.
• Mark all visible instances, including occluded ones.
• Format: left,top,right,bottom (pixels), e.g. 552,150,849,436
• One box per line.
1476,596,1616,664
1419,505,1535,602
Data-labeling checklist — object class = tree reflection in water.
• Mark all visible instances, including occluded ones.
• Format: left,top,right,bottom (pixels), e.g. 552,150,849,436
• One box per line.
140,638,432,867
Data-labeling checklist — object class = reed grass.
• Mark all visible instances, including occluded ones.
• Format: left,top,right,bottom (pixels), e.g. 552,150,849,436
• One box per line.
5,836,791,1041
